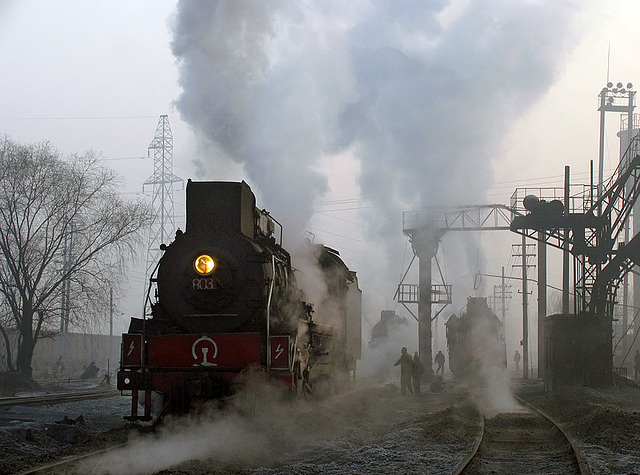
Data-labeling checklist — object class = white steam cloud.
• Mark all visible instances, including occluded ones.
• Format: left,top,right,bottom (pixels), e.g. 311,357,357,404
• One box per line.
171,0,588,338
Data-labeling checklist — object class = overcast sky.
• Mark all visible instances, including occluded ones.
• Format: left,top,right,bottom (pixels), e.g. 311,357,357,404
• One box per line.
2,0,640,353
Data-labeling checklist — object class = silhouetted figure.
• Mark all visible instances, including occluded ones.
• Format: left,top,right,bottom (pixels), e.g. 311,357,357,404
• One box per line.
412,352,424,394
514,351,521,371
393,347,414,395
634,350,640,378
80,362,99,380
434,350,445,376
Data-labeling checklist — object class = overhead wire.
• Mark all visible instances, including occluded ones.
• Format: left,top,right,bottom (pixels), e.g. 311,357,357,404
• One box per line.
314,211,359,225
0,115,158,120
304,226,366,244
100,156,147,161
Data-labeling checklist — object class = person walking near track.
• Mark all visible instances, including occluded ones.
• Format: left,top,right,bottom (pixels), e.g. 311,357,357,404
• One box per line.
412,351,424,394
434,350,445,376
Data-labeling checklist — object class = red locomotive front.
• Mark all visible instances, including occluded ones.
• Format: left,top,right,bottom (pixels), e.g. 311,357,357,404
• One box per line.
118,180,361,421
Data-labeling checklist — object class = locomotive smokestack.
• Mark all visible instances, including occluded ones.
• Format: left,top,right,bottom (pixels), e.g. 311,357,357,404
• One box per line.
186,180,256,238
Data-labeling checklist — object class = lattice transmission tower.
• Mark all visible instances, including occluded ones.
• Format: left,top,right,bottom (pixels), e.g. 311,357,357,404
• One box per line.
143,115,182,313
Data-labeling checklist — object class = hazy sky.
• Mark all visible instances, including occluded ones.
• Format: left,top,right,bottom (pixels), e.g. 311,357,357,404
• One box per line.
2,0,640,354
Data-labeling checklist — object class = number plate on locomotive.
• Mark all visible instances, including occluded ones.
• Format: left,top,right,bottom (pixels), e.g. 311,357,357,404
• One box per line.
192,277,224,290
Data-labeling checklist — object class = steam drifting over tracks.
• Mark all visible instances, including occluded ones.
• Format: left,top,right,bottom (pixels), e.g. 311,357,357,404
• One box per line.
11,382,627,474
454,394,588,475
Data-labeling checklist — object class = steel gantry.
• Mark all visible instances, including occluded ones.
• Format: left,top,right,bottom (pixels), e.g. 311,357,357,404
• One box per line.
510,135,640,383
400,204,524,378
511,136,640,318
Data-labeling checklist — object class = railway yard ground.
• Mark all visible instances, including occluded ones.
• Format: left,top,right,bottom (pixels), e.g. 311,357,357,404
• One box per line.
0,372,638,474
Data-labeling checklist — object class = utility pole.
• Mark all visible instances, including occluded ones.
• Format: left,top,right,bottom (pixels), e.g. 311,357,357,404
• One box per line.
143,115,182,314
537,232,547,380
522,235,529,380
108,287,113,385
512,241,536,379
502,266,509,327
563,166,570,314
107,287,113,378
59,231,72,360
492,266,511,326
109,287,113,347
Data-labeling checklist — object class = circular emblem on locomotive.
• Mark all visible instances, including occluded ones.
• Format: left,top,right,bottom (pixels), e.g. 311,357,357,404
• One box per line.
192,336,218,366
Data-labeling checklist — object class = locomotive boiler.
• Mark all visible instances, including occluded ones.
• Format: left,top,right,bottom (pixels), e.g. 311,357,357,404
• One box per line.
117,180,362,421
445,297,506,383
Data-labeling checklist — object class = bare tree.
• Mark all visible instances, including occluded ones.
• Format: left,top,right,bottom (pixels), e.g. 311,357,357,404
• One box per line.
0,137,151,376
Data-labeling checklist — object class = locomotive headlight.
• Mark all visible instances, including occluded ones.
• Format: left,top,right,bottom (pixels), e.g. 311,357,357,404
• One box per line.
194,254,216,275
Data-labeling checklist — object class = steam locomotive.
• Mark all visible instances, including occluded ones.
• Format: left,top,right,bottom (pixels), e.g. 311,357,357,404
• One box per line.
445,297,506,383
117,180,362,421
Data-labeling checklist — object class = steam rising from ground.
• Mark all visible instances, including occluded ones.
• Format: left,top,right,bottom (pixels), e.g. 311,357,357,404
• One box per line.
82,384,292,474
85,414,263,474
81,382,407,474
454,300,519,416
359,314,420,384
482,366,520,417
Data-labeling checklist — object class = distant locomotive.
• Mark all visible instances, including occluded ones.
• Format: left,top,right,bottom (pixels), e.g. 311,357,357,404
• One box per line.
117,180,362,421
369,310,409,347
445,297,506,382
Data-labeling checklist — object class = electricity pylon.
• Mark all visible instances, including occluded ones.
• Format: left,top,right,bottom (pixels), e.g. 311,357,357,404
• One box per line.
142,115,182,313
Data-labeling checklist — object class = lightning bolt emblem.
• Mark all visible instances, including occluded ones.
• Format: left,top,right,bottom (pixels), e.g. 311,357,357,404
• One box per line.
127,340,135,357
275,343,284,360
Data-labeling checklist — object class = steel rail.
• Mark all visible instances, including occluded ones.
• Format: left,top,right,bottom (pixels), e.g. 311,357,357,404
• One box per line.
515,394,591,475
451,393,484,475
452,393,590,475
18,443,127,475
0,388,118,407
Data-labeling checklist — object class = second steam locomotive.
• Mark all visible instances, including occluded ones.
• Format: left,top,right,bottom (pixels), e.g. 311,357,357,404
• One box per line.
118,181,362,421
445,297,506,383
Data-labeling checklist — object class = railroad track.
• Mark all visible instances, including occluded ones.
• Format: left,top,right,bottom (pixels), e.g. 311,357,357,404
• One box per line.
18,443,127,475
0,388,118,408
453,393,590,475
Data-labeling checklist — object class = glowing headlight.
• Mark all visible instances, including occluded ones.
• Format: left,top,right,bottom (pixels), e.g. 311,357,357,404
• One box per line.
194,254,215,275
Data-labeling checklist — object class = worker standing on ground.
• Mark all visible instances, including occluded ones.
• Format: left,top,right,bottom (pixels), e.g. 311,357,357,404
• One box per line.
393,347,414,395
412,351,424,394
434,350,445,376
